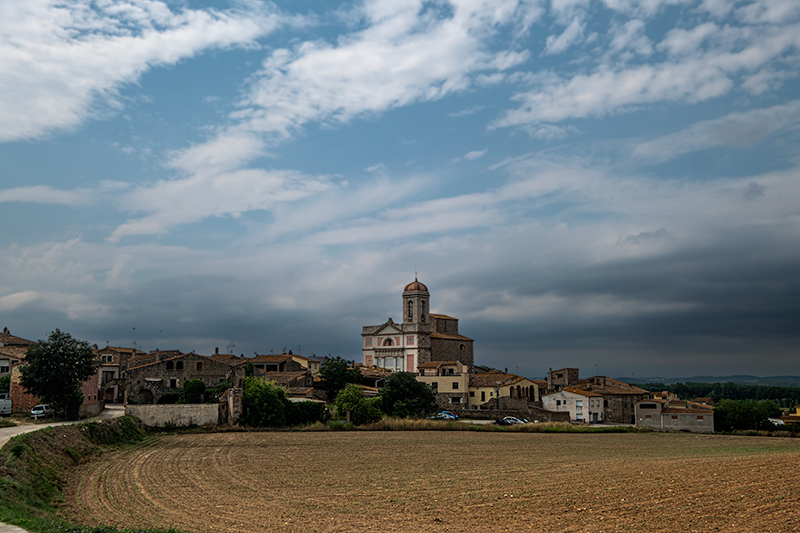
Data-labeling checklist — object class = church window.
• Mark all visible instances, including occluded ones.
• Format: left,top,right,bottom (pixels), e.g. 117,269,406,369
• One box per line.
383,338,393,347
408,300,413,319
365,338,372,347
421,301,426,322
407,336,414,345
459,344,465,351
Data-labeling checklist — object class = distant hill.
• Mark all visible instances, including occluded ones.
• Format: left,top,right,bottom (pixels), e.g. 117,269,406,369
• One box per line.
617,375,800,387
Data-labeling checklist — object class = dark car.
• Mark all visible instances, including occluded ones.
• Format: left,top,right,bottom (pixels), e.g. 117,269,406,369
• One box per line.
494,416,527,425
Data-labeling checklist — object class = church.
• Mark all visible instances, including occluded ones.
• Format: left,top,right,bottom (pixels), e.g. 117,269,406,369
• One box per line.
361,279,474,373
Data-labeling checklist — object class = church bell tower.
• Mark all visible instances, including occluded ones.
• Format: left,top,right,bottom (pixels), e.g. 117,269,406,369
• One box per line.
403,278,432,365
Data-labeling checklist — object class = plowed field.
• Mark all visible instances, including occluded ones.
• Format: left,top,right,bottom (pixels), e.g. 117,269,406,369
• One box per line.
64,431,800,532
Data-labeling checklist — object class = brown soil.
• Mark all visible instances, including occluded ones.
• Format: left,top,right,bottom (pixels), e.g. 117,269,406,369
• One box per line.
63,431,800,532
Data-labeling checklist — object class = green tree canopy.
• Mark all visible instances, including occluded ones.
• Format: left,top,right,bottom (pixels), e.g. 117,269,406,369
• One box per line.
20,329,98,420
335,384,383,425
379,372,436,418
239,377,325,427
180,379,206,403
714,399,781,432
239,377,289,427
319,356,362,401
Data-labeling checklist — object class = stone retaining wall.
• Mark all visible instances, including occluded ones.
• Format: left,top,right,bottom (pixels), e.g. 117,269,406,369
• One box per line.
126,403,220,427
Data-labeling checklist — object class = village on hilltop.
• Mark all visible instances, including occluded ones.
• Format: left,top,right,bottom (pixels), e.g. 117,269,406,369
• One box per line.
2,279,778,433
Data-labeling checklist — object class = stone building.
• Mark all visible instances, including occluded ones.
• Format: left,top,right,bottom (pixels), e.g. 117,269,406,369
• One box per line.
572,376,650,424
125,352,244,404
547,367,580,392
362,279,474,372
96,346,144,403
0,327,35,375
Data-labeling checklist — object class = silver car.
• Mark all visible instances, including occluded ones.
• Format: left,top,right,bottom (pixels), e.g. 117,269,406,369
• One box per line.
30,404,53,419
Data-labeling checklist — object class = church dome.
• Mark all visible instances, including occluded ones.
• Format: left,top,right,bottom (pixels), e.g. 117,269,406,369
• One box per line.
404,279,428,292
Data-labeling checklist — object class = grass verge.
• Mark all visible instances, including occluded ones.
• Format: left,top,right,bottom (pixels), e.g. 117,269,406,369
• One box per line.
0,416,185,533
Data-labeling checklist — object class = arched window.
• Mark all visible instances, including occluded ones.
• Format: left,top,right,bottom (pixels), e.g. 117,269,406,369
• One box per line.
165,361,174,370
383,338,393,347
176,361,184,370
421,301,426,322
459,344,465,351
408,300,413,319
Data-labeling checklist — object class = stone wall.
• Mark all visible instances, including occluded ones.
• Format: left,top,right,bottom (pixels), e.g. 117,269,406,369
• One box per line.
126,403,220,427
430,337,474,368
80,401,105,418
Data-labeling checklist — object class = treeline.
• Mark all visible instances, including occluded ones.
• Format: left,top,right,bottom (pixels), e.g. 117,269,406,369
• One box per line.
638,382,800,408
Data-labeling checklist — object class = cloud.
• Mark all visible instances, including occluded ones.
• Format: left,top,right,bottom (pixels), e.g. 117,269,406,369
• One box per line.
110,166,335,241
544,17,586,55
495,16,800,129
630,101,800,162
0,181,128,205
233,0,537,140
0,185,93,206
0,0,283,142
464,149,488,161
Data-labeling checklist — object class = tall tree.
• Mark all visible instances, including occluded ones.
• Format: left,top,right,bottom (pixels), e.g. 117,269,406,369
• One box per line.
379,372,436,418
319,356,362,401
20,329,98,420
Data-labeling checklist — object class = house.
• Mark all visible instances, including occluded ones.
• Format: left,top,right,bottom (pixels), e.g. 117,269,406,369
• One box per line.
546,367,580,392
125,352,244,404
249,353,305,373
541,388,605,423
0,327,35,375
96,346,144,403
780,406,800,425
635,399,714,433
467,372,539,410
571,376,650,424
10,363,103,417
362,279,474,372
416,360,470,409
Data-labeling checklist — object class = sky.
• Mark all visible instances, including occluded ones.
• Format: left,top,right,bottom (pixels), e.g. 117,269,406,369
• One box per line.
1,0,799,379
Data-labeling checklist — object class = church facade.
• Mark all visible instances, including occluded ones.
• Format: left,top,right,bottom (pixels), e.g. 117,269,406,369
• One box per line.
361,279,474,373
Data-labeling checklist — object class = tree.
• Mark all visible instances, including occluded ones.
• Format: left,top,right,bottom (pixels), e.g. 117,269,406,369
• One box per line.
0,374,9,394
20,329,98,420
180,379,206,403
238,377,325,427
379,372,436,418
319,356,362,401
714,399,780,432
239,377,289,427
335,384,383,425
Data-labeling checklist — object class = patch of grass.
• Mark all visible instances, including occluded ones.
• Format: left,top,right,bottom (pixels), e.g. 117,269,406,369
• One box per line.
0,418,15,428
0,417,188,533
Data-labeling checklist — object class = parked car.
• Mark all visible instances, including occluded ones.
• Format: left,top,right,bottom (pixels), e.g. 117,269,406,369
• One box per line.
30,404,53,419
494,416,527,425
440,411,459,419
429,412,457,420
